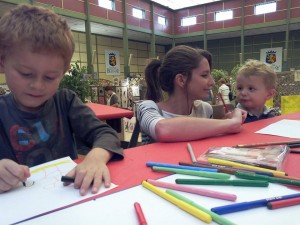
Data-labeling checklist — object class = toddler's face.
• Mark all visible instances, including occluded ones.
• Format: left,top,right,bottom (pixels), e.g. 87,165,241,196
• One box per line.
0,45,65,112
236,74,274,112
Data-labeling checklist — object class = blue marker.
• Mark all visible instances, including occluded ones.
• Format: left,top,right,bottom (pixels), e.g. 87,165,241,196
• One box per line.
146,161,218,172
211,193,300,214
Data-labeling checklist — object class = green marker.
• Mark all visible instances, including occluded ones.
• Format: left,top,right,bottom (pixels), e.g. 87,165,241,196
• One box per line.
175,178,269,187
152,166,231,180
166,190,237,225
235,172,300,186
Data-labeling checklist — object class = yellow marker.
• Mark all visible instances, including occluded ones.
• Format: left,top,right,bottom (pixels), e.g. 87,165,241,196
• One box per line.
207,158,285,176
142,181,212,223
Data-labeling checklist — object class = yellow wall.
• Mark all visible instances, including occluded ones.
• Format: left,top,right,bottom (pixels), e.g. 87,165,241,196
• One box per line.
0,73,5,84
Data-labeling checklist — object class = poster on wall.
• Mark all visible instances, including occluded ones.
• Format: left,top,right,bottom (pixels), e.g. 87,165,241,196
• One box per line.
105,50,120,75
260,47,282,72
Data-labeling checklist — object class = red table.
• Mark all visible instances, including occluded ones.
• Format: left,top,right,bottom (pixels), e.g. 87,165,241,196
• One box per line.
86,102,134,120
100,112,300,197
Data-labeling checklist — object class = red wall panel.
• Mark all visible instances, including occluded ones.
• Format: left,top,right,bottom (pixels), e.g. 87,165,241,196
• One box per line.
174,25,188,34
108,10,123,23
189,23,204,33
291,0,300,7
265,10,286,22
140,19,151,30
207,21,223,30
291,8,300,18
63,0,85,13
244,14,264,25
224,18,241,28
90,4,107,18
38,0,62,8
224,0,242,9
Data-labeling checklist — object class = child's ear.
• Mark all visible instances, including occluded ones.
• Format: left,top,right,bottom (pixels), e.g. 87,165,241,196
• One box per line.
267,88,276,99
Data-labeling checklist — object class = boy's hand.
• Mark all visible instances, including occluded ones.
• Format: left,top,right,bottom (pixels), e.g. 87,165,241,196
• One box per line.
63,148,112,196
0,159,30,193
224,109,247,133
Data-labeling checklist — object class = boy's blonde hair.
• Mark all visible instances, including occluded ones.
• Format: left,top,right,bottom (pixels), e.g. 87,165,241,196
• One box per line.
0,4,74,72
237,59,277,89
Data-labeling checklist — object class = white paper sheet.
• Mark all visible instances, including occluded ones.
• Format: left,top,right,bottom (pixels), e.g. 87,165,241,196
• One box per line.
255,119,300,138
0,157,117,225
18,174,300,225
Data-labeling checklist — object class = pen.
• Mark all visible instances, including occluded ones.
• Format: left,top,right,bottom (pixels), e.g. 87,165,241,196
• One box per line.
61,176,75,183
207,158,286,176
175,178,269,187
211,193,300,215
235,171,300,187
142,181,212,223
166,190,237,225
187,143,197,163
233,140,300,148
134,202,148,225
179,161,274,176
267,197,300,209
218,92,229,113
146,161,218,172
152,166,230,179
147,179,237,201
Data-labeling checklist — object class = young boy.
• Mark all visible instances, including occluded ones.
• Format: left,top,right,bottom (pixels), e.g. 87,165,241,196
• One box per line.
235,59,279,123
0,4,123,195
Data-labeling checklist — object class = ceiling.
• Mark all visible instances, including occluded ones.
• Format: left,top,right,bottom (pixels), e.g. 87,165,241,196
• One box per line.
150,0,222,10
0,1,297,46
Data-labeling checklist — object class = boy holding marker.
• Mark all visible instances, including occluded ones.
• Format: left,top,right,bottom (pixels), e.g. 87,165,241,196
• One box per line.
0,5,123,195
235,59,280,123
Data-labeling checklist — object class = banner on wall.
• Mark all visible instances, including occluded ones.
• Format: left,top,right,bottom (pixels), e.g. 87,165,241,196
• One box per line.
260,47,282,72
105,50,120,75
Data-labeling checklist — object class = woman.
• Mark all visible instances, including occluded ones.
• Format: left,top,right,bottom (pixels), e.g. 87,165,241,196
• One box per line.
137,45,246,144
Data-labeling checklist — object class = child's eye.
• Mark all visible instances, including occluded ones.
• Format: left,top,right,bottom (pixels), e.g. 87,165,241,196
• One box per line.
45,76,55,81
20,72,32,77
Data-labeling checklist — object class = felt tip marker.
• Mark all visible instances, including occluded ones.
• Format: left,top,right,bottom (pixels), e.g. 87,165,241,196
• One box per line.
134,202,148,225
142,181,212,223
152,166,230,179
267,197,300,209
146,161,218,172
211,193,300,214
175,178,269,187
147,179,237,201
166,190,237,225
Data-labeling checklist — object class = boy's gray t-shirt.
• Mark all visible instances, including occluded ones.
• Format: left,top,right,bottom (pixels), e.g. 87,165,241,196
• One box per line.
0,89,123,167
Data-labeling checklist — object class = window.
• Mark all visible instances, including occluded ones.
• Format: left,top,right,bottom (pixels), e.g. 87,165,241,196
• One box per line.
255,1,276,15
98,0,115,10
132,8,145,19
215,10,233,21
181,16,196,26
158,16,166,26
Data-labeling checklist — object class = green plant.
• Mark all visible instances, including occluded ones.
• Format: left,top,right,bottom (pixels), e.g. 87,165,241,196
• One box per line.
59,62,97,102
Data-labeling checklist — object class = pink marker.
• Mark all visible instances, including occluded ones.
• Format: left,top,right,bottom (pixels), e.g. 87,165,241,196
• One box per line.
147,179,237,201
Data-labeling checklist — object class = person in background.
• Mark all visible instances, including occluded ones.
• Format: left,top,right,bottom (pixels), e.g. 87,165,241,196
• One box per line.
217,78,230,105
235,59,279,123
137,45,246,145
104,86,121,132
104,86,119,107
0,4,123,195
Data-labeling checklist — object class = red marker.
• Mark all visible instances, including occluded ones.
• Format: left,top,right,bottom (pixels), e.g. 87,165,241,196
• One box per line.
267,197,300,209
134,202,148,225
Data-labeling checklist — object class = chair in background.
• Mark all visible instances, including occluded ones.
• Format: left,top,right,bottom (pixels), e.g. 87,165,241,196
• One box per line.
212,103,235,119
